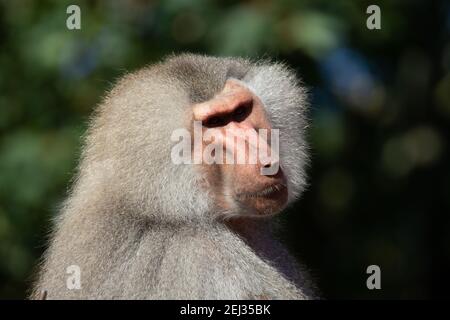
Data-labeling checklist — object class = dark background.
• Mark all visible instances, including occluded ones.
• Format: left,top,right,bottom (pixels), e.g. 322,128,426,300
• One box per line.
0,0,449,299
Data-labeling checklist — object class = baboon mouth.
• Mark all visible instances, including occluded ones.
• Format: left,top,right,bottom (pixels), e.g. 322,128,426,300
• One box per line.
238,183,287,199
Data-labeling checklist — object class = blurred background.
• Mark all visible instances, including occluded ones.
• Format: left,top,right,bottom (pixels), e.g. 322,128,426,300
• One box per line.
0,0,449,299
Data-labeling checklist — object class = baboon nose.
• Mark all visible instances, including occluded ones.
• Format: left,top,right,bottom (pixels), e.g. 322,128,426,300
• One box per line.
260,160,281,176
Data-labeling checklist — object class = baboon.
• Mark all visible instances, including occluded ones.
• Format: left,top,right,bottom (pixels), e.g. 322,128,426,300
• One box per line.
30,54,317,299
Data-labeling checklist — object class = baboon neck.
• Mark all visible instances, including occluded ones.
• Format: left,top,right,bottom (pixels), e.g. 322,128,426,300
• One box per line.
224,218,275,248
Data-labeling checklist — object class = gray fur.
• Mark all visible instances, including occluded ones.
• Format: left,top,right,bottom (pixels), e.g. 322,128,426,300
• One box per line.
30,54,316,299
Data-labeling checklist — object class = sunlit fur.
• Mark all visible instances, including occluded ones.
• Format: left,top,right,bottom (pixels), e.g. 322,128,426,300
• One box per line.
30,54,316,299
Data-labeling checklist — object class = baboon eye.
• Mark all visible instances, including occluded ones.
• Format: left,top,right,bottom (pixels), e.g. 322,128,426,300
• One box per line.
232,102,252,122
204,115,228,128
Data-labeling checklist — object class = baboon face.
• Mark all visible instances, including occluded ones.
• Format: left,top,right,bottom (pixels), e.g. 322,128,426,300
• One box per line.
192,79,288,217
